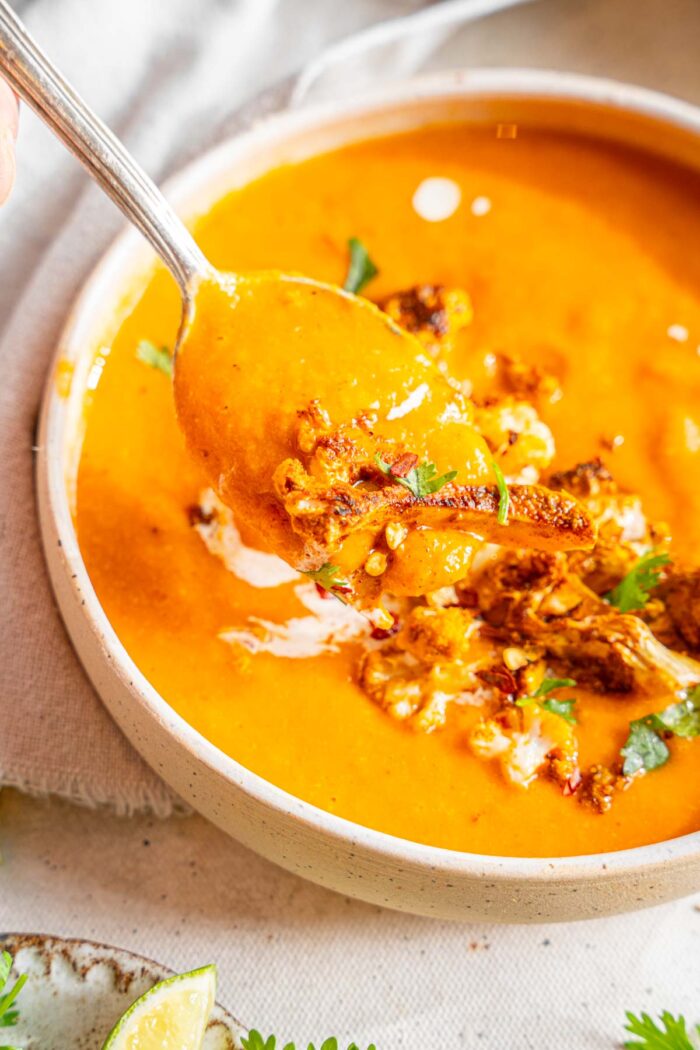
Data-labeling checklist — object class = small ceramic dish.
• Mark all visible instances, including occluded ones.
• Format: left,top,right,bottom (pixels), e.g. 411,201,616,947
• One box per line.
0,932,244,1048
36,69,700,923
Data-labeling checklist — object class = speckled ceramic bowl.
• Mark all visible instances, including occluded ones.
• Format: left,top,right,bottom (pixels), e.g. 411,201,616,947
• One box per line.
0,933,244,1048
36,70,700,922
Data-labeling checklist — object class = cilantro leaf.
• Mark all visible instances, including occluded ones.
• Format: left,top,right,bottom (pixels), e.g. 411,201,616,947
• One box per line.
620,685,700,776
491,459,510,525
241,1034,283,1050
136,339,173,377
653,685,700,739
605,551,671,613
516,679,578,724
0,950,26,1040
624,1010,699,1049
541,698,577,725
304,563,351,595
534,678,577,697
621,718,670,776
374,453,457,499
343,238,378,295
241,1035,376,1050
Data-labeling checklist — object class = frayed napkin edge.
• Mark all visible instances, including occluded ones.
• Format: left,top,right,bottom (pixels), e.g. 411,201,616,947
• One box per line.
0,765,191,819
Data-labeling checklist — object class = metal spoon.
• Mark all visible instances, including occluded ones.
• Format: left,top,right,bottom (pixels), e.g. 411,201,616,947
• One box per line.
0,0,593,590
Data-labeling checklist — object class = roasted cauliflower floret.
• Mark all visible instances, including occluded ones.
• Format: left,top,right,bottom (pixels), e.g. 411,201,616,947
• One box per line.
491,352,562,405
358,605,492,732
579,763,631,814
473,549,595,632
547,459,671,595
469,703,578,789
359,647,486,733
657,569,700,652
397,605,479,663
539,613,700,694
377,284,472,362
474,396,556,477
473,547,700,694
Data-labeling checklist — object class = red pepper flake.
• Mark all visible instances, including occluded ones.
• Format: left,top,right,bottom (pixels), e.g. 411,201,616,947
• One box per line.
389,452,419,478
186,503,215,527
315,583,332,599
476,667,518,696
459,587,479,609
562,770,582,796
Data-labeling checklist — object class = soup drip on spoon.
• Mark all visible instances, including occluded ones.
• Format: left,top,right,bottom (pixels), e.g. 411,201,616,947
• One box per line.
0,2,594,613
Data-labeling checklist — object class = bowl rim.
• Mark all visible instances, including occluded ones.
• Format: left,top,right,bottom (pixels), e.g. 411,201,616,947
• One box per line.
37,66,700,883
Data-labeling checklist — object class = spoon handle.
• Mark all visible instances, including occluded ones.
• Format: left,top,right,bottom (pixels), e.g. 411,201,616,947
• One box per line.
0,0,211,295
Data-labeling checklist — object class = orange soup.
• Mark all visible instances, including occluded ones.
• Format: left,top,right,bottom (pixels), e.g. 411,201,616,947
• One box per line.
75,124,700,857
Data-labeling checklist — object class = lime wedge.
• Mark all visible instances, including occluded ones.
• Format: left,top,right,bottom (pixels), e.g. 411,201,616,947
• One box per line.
102,964,217,1049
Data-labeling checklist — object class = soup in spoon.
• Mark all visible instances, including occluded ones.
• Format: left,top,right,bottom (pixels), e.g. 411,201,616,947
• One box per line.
174,272,594,608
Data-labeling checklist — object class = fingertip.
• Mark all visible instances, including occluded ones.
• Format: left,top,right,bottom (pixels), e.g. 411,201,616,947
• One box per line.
0,127,17,206
0,83,19,138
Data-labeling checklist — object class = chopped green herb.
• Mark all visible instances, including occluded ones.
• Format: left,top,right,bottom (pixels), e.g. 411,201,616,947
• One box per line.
305,563,351,595
0,949,26,1041
242,1034,376,1050
534,678,577,697
624,1010,700,1049
620,685,700,776
491,459,510,525
604,551,671,613
241,1035,279,1050
516,678,578,724
653,685,700,739
375,453,457,499
541,697,577,725
621,717,670,776
136,338,173,377
343,237,379,295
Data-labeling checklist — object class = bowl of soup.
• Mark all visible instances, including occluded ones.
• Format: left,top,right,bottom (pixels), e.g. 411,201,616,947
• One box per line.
37,69,700,921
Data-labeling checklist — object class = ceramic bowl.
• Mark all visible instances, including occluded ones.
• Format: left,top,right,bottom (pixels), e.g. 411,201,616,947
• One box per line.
36,69,700,922
0,932,244,1048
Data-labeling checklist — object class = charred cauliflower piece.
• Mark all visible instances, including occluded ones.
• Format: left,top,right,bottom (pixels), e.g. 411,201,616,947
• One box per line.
657,569,700,652
473,549,596,632
469,703,578,790
579,763,631,814
398,605,479,663
547,459,671,596
491,352,562,405
473,548,700,694
358,605,491,732
377,284,472,362
539,612,700,694
273,403,596,605
474,396,556,478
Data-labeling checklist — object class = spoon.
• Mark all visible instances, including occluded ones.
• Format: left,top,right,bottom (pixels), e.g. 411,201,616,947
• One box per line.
0,2,594,601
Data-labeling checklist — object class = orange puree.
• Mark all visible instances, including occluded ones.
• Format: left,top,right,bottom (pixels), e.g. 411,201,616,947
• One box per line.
75,124,700,857
174,273,490,567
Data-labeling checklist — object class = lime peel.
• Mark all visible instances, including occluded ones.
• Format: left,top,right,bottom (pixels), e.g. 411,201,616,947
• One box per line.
101,964,217,1050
